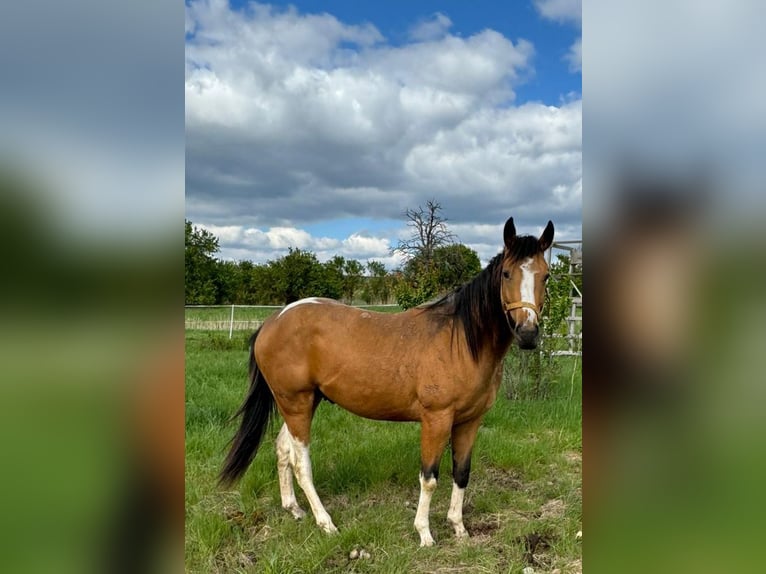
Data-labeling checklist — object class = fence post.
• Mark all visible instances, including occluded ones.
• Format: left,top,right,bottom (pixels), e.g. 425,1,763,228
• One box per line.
229,305,235,339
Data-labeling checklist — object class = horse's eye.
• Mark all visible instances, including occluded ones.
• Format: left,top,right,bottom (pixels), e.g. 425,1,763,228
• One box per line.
543,273,550,282
502,270,510,279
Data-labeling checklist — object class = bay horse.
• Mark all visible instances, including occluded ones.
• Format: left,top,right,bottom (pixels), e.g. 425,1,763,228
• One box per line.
219,217,554,546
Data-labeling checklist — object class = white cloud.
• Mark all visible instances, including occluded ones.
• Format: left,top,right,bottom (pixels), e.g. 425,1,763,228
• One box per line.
534,0,582,25
534,0,581,77
565,37,581,72
185,1,581,265
199,223,401,266
409,12,453,42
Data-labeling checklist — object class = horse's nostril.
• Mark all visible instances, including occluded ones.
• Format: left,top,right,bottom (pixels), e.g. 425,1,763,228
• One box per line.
519,324,539,338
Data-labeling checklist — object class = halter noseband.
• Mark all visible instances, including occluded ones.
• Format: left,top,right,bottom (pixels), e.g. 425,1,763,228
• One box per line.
503,301,540,314
501,300,540,331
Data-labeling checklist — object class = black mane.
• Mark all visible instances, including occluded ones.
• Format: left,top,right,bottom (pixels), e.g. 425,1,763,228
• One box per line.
424,235,542,362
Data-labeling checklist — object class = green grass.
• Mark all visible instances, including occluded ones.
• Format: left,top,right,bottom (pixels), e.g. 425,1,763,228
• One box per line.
186,331,581,573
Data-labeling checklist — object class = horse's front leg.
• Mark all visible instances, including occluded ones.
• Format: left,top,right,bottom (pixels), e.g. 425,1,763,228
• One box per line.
414,413,452,547
448,417,483,540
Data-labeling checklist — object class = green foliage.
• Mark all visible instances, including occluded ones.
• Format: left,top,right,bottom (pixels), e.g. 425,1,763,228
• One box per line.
342,258,364,302
393,273,438,310
364,260,392,304
184,221,401,305
541,255,575,340
185,220,220,304
270,248,339,304
395,243,481,309
432,243,482,289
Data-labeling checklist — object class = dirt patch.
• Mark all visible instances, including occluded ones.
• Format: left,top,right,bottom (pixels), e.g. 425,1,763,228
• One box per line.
564,451,581,464
483,466,526,490
236,551,257,569
539,498,566,520
514,531,555,568
467,512,502,536
223,507,266,529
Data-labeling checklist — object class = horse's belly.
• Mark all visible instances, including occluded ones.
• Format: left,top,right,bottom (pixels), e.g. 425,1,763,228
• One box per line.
317,373,420,422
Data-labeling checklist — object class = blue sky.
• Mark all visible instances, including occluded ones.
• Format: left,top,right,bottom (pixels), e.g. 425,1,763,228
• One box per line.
186,0,581,266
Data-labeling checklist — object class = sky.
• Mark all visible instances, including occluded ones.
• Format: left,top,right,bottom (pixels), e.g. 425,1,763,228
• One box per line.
185,0,582,267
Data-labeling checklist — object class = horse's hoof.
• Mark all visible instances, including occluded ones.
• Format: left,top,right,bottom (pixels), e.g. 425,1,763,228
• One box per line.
320,522,338,535
453,525,469,540
419,535,435,547
285,504,306,520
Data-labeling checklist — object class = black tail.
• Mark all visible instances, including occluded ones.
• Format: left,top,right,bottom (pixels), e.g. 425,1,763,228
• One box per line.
219,328,277,487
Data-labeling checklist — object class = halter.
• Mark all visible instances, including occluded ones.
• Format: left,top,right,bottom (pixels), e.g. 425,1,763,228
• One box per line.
503,301,540,314
501,300,540,331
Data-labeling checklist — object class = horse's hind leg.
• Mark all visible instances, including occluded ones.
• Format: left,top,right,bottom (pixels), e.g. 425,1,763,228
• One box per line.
276,423,306,519
279,392,338,534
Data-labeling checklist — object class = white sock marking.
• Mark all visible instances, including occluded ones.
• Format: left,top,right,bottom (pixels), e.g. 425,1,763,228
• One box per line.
275,424,305,519
414,473,437,547
277,297,323,318
447,482,468,538
286,430,337,534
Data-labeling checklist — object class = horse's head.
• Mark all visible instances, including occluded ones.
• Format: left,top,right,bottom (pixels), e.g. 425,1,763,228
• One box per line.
500,217,554,350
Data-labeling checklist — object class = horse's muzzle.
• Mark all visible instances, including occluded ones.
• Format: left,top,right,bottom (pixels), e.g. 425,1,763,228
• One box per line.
515,324,540,350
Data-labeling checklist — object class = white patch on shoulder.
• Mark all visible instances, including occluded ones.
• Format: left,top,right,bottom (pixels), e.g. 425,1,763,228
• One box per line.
278,297,323,318
519,258,538,325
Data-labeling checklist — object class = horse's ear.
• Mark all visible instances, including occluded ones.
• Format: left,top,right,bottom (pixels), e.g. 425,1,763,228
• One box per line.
538,220,554,252
503,217,516,250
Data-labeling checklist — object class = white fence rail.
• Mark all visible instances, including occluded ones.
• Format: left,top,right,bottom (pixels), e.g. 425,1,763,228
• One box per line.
185,304,400,338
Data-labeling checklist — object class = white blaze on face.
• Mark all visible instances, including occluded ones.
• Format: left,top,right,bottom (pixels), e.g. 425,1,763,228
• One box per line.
519,258,538,326
277,297,323,318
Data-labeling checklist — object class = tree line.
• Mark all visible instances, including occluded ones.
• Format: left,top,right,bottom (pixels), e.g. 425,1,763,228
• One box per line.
185,201,483,308
186,201,581,312
185,221,390,305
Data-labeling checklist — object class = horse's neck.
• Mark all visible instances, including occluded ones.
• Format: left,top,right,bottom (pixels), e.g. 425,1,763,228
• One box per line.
475,332,513,374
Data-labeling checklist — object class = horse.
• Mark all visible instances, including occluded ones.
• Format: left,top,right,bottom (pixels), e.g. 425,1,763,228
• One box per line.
219,217,554,546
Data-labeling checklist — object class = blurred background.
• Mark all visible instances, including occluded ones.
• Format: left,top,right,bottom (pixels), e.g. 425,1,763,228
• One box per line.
0,2,183,573
585,1,766,572
0,1,764,573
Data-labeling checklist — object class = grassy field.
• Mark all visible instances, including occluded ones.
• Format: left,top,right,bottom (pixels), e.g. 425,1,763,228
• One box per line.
185,329,581,573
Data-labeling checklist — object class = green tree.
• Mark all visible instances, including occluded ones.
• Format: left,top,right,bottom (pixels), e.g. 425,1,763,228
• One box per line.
185,220,219,304
342,259,364,303
366,260,391,304
431,244,482,290
270,248,341,304
323,255,347,301
396,241,480,309
250,262,281,304
214,260,239,304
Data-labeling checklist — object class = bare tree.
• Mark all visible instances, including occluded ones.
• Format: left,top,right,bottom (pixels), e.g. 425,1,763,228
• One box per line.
393,200,455,262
